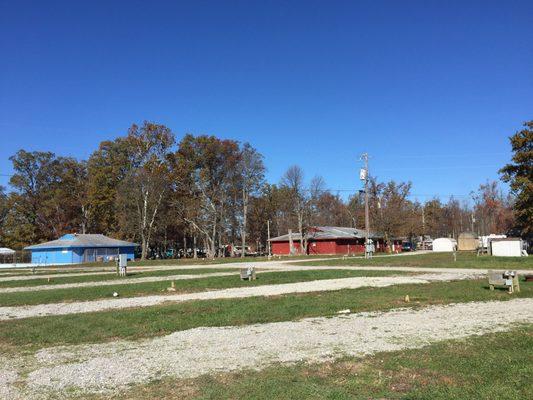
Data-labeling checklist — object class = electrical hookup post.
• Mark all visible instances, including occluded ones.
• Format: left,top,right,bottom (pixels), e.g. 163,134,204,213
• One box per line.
116,254,128,276
360,153,373,259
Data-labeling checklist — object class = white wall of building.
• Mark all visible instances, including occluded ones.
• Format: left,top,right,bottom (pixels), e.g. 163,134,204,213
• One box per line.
432,238,456,252
491,240,523,257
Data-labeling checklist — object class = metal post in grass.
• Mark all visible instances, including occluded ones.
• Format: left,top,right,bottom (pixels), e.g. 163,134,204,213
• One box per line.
267,219,271,260
360,153,370,259
118,254,128,277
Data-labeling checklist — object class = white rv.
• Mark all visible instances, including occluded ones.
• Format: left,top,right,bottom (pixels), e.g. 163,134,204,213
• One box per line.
490,238,526,257
432,238,457,252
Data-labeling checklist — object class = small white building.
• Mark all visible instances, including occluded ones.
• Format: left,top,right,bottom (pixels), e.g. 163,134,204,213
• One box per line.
479,234,506,249
0,248,15,255
432,238,457,252
490,238,525,257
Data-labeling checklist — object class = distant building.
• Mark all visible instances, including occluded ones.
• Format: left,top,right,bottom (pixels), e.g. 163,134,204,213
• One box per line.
490,238,525,257
25,234,137,265
269,226,402,255
479,234,507,250
0,248,15,255
457,232,478,251
432,238,457,252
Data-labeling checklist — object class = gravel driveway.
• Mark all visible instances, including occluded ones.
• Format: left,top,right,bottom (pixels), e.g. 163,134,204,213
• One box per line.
3,298,530,399
0,274,470,320
0,271,239,293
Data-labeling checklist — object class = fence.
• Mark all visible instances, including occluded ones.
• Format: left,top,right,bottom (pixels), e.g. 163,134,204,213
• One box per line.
0,251,31,264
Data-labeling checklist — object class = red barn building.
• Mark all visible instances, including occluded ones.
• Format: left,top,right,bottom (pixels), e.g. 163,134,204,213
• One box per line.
269,226,402,256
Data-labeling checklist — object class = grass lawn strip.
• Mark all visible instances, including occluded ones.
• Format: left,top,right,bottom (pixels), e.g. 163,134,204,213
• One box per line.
0,271,459,317
0,254,342,275
0,250,434,280
0,270,118,282
0,271,243,293
0,267,238,288
0,270,411,308
295,251,533,270
103,326,533,400
1,278,531,350
6,299,531,398
0,265,244,283
0,269,467,294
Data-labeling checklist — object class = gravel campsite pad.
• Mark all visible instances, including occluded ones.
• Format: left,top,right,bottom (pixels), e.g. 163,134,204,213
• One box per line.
0,271,239,293
2,298,531,399
0,273,481,320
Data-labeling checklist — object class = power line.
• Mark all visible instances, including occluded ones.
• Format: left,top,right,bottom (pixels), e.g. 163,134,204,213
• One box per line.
375,152,509,160
299,187,473,197
0,174,478,199
373,164,503,172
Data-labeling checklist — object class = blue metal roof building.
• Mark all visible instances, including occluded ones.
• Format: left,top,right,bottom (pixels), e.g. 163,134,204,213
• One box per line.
25,234,137,265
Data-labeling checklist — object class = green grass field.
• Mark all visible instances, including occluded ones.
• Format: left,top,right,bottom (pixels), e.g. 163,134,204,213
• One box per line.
295,252,533,270
0,267,237,289
0,269,408,306
1,278,531,351
1,252,532,399
0,254,338,277
74,254,341,268
106,326,532,400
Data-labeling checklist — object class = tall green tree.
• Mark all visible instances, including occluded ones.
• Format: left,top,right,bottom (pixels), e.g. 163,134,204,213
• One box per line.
119,122,175,259
471,181,514,236
280,165,308,254
0,186,7,245
500,121,533,237
44,157,88,237
5,150,58,247
87,138,132,235
175,134,241,258
238,143,265,257
368,179,413,248
5,151,89,248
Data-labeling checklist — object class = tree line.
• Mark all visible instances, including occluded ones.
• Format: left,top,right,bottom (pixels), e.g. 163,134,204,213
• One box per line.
0,120,530,258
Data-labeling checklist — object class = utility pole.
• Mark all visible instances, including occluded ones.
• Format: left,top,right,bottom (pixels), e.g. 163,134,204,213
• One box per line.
288,229,294,255
422,206,426,250
267,220,271,259
360,153,370,258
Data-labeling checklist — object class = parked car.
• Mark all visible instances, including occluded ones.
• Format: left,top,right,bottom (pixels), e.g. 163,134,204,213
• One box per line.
233,246,258,257
402,242,415,252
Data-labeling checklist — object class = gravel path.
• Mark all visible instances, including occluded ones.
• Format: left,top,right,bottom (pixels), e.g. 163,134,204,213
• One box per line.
0,261,290,282
0,274,473,320
8,298,531,398
0,265,497,284
0,270,118,282
0,269,460,294
0,271,239,293
0,265,250,283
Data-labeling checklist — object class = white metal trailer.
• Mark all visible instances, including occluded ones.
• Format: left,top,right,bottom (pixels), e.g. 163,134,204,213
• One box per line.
432,238,457,252
490,238,524,257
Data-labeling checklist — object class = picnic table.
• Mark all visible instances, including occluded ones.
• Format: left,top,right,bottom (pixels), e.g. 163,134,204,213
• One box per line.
488,270,520,294
240,266,256,281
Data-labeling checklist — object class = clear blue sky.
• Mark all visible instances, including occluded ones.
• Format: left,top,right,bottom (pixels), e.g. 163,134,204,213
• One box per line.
1,1,532,203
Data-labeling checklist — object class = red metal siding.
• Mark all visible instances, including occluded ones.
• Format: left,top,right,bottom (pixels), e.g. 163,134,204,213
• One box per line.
272,238,402,255
308,239,367,255
334,238,365,254
308,240,337,254
271,241,302,255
